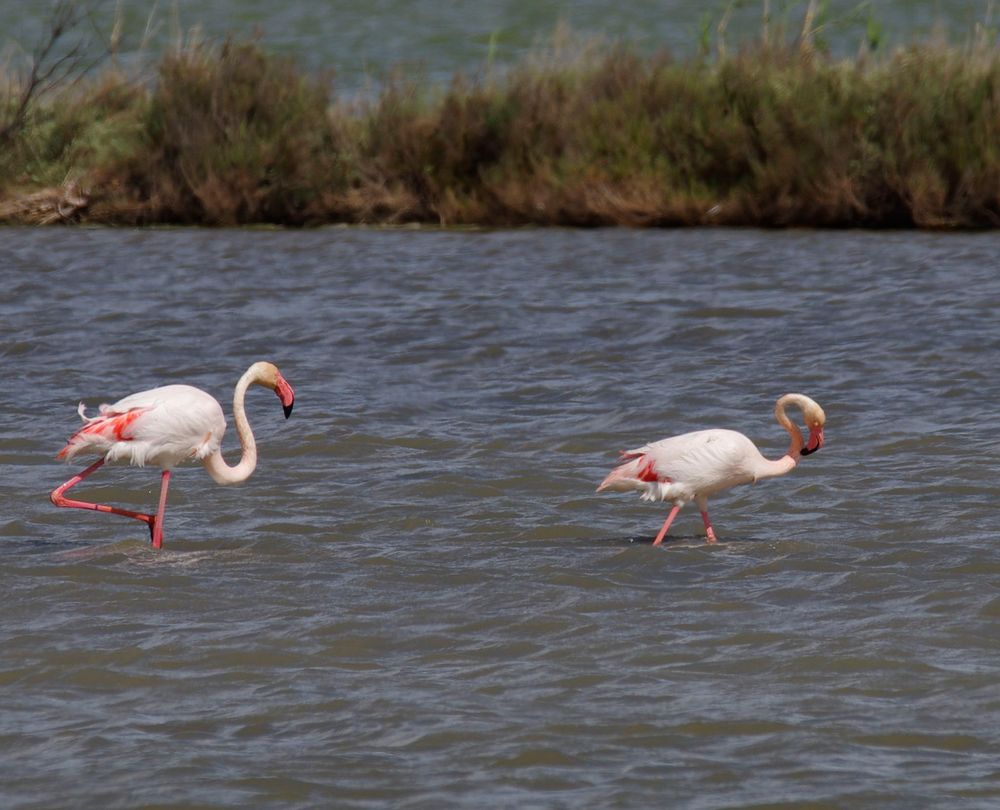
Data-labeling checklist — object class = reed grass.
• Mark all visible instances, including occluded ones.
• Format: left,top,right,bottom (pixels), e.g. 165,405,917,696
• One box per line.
3,20,1000,227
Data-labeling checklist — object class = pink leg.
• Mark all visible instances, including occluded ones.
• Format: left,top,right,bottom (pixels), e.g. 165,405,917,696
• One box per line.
150,470,171,550
50,458,159,542
652,505,681,546
700,510,717,544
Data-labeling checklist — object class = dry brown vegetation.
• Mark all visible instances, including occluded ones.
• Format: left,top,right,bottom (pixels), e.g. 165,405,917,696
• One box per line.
3,25,1000,228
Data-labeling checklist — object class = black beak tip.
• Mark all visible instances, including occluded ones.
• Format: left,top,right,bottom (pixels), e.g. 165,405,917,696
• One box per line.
283,402,294,419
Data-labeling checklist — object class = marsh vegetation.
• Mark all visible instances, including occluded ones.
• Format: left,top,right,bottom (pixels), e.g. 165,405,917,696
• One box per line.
2,2,1000,228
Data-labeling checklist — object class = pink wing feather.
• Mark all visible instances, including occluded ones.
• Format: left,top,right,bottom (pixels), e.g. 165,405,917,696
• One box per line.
57,406,149,460
597,450,668,492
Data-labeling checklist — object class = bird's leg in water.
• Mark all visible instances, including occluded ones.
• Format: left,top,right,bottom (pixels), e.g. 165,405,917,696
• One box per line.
50,458,155,535
652,505,681,546
701,511,717,543
149,470,171,549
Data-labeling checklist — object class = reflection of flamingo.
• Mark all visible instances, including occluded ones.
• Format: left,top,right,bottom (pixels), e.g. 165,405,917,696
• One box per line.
51,362,295,549
597,393,826,545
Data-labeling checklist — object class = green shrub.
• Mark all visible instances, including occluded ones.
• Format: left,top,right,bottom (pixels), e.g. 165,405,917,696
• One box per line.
131,37,335,224
4,22,1000,228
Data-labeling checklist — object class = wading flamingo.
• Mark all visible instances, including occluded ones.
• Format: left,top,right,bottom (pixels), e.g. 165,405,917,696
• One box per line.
597,393,825,545
50,361,295,549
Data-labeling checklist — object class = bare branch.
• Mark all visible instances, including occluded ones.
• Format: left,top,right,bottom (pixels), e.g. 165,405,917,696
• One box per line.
0,1,111,143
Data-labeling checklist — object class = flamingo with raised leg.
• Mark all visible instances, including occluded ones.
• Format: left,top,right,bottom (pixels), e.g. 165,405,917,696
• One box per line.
597,393,826,545
51,361,295,549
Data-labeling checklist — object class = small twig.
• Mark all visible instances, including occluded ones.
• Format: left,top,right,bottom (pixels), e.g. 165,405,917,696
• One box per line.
800,0,819,54
716,1,735,60
0,1,110,143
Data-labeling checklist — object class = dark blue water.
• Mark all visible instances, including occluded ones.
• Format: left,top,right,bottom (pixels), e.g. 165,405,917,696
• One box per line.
2,226,1000,808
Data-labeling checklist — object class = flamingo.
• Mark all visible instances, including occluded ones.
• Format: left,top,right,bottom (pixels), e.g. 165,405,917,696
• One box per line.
597,393,826,545
50,361,295,549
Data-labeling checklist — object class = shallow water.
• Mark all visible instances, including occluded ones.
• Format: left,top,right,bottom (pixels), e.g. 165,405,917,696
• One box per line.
2,226,1000,807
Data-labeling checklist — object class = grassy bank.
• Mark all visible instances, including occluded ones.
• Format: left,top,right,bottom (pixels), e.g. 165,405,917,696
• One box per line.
2,26,1000,228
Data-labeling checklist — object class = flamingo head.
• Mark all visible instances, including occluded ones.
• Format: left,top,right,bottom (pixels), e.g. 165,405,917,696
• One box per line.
276,373,295,419
799,398,825,456
253,361,296,419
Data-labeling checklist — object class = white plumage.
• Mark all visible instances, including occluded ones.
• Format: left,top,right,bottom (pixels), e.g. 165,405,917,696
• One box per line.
598,394,827,545
60,385,226,469
605,429,762,504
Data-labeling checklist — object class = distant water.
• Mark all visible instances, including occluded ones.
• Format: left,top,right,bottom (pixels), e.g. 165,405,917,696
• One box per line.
0,1,992,91
2,226,1000,807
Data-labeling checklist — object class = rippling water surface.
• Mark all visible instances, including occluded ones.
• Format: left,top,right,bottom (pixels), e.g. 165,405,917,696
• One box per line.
2,227,1000,807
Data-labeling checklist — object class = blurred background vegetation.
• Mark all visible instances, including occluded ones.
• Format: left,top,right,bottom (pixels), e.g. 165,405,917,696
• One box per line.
2,1,999,227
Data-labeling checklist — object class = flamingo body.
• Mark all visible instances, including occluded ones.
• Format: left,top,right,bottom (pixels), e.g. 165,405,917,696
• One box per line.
600,429,764,505
58,385,226,470
51,362,295,548
598,394,826,545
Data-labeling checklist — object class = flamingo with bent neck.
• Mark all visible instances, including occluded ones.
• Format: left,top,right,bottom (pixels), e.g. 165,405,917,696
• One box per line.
597,393,826,545
50,361,295,549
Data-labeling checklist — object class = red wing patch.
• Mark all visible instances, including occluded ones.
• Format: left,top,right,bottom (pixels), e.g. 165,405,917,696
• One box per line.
616,451,669,484
636,456,660,483
57,407,148,458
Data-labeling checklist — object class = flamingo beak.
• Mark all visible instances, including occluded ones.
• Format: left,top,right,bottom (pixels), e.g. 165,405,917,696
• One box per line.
801,426,824,456
275,374,295,419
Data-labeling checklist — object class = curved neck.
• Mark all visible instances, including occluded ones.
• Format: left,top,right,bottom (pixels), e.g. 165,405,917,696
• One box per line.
774,395,806,458
202,368,259,485
751,396,805,481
